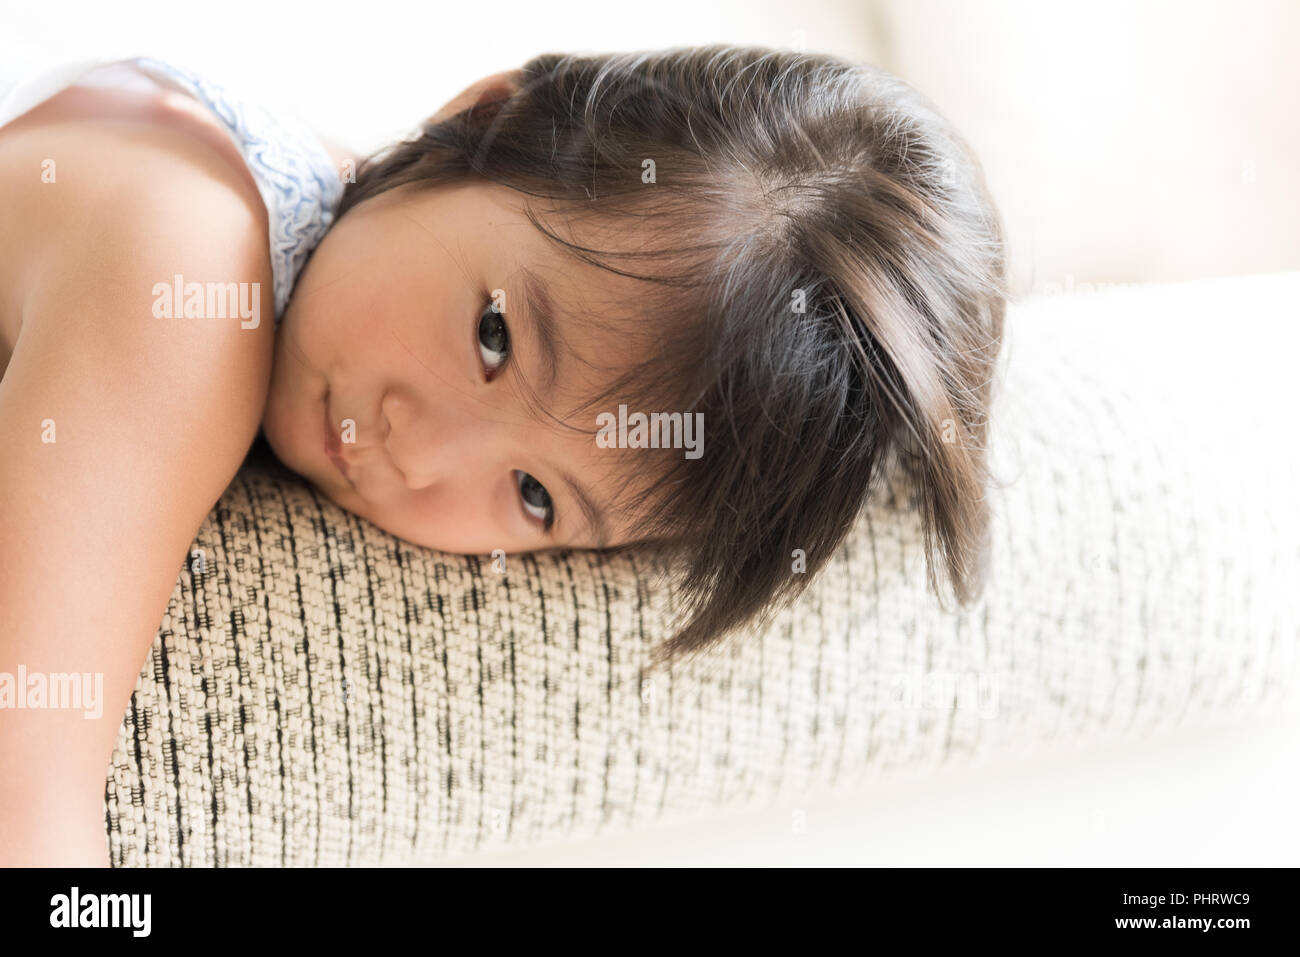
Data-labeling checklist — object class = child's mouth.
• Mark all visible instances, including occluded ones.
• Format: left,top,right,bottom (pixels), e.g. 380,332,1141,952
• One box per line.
323,396,352,485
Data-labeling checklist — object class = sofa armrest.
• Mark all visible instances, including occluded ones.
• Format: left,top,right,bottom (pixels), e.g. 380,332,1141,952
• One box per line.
105,272,1300,866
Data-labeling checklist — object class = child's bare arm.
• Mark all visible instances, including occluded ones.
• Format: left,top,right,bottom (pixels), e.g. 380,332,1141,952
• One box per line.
0,120,274,865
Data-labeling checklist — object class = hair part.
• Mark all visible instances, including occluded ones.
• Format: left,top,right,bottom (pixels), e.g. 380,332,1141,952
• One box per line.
336,44,1007,669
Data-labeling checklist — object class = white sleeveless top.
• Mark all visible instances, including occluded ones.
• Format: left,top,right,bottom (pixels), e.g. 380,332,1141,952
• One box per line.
0,46,344,322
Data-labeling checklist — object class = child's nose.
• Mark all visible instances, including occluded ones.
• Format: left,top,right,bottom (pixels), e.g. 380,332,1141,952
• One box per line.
380,386,499,492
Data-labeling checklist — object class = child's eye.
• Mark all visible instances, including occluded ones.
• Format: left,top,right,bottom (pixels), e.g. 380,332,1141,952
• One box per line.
515,470,554,530
478,301,510,376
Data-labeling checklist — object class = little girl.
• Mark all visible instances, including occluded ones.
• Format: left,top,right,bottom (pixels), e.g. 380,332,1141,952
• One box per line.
0,44,1006,865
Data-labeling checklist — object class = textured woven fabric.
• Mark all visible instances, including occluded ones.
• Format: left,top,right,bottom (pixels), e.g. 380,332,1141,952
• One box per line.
103,272,1300,866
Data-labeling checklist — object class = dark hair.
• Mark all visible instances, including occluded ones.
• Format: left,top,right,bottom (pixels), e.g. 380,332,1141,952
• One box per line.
336,44,1007,669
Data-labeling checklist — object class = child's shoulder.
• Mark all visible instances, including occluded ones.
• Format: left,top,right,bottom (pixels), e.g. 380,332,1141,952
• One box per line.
0,78,268,251
0,80,271,352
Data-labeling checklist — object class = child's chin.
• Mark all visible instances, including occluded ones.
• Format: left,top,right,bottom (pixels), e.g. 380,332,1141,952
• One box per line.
259,411,313,483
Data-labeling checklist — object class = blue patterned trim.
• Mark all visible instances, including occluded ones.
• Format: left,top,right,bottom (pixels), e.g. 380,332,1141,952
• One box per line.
129,57,344,322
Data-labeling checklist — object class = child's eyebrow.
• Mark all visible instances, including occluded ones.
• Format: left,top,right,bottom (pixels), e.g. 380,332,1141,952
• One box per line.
515,265,561,396
512,264,612,549
556,466,612,549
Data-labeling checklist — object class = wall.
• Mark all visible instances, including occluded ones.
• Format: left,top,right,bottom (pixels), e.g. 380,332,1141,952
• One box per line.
873,0,1300,292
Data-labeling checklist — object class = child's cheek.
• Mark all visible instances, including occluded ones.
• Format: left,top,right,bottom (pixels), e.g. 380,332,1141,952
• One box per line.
299,232,409,373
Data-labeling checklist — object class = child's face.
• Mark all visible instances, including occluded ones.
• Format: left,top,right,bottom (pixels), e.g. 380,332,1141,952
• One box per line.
260,181,640,555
